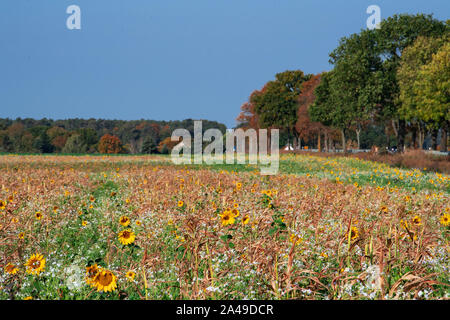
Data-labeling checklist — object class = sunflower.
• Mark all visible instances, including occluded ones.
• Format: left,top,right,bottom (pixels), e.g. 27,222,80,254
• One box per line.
35,211,43,220
119,216,130,227
25,253,46,275
118,229,136,245
289,234,303,245
81,220,88,227
125,270,136,282
242,215,250,225
440,213,450,227
93,269,117,292
135,220,142,226
411,215,422,226
231,208,240,218
349,226,359,241
5,263,19,275
85,264,100,286
89,196,95,202
220,210,235,226
178,200,184,207
18,232,25,240
0,200,6,210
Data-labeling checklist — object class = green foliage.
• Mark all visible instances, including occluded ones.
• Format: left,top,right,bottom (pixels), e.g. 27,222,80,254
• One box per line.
141,136,157,154
413,42,450,128
0,118,227,155
252,70,310,135
62,134,88,154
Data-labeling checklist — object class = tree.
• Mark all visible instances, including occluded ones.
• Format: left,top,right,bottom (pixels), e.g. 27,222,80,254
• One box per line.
414,42,449,151
62,134,88,154
33,131,54,153
157,137,180,154
252,70,311,146
98,134,124,154
397,35,447,148
236,98,259,130
296,74,335,151
310,29,383,151
141,136,157,154
372,14,448,150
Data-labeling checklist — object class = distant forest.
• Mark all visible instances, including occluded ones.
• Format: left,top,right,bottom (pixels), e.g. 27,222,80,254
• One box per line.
0,118,226,154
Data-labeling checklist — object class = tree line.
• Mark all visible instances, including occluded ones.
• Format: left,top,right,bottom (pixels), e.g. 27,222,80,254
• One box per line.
237,14,449,152
0,118,226,154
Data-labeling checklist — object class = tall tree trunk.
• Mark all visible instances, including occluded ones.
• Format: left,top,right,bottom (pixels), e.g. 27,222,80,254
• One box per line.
418,122,424,149
432,129,438,150
355,126,361,150
324,131,328,152
341,129,346,152
317,130,321,152
398,119,406,152
411,125,417,149
440,126,448,153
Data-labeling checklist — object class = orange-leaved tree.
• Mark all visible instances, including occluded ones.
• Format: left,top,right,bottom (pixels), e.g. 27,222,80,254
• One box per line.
98,134,124,154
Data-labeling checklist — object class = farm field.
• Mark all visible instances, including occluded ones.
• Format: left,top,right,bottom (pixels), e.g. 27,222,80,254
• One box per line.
0,154,449,300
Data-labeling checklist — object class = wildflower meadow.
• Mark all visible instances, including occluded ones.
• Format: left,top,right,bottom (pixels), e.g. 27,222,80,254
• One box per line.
0,154,448,300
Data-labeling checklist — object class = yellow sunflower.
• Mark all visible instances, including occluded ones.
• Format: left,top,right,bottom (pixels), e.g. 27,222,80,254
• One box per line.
5,263,19,275
242,215,250,225
18,232,25,240
440,213,450,227
231,208,240,218
178,200,184,207
35,211,43,220
119,216,130,227
81,220,88,227
220,210,235,226
85,264,100,286
135,220,142,226
349,226,359,241
125,270,136,282
118,229,136,245
411,215,422,226
25,253,46,275
93,269,117,292
0,200,6,210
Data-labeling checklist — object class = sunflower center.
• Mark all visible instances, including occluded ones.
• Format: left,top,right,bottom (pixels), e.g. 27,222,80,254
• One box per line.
122,231,130,239
97,272,113,286
31,259,40,268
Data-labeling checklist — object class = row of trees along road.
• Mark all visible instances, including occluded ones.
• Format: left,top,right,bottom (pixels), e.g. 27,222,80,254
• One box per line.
237,14,449,152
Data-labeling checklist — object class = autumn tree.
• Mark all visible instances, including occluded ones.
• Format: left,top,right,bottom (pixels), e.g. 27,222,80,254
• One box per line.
251,70,311,147
98,134,124,154
295,74,334,150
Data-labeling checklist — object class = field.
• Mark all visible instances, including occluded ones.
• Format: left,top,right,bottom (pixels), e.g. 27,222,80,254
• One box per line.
0,154,449,300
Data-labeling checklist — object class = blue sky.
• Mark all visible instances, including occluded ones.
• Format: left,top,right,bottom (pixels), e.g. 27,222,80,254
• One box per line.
0,1,448,128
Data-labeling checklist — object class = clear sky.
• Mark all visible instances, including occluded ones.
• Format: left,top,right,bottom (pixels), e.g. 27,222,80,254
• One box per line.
0,1,448,128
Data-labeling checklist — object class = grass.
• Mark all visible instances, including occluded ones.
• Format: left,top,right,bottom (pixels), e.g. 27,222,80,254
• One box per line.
0,154,448,300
